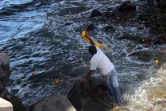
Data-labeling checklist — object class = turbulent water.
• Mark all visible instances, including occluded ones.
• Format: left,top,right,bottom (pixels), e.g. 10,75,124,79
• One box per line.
0,0,166,110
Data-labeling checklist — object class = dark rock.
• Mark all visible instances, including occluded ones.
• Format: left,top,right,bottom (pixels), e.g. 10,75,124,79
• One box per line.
112,5,123,17
64,22,73,26
119,1,136,13
139,15,166,35
152,35,166,44
138,15,150,22
129,50,153,61
90,9,102,18
112,1,136,19
117,32,143,43
21,83,27,88
1,91,26,111
0,53,10,93
86,24,95,32
68,78,112,111
102,25,115,33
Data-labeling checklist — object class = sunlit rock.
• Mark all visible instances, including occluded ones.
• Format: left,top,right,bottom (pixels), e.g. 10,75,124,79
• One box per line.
32,95,76,111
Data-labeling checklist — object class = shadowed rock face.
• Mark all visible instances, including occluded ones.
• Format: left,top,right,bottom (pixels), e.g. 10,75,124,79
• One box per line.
0,53,9,93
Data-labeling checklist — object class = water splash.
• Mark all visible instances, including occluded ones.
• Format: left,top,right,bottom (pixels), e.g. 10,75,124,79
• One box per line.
123,64,166,111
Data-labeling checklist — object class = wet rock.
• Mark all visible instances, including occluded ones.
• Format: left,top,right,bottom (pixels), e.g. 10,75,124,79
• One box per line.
152,35,166,44
86,24,95,31
112,1,136,19
139,14,166,34
129,50,152,62
138,15,156,28
138,15,150,22
90,9,102,18
112,5,123,18
64,22,73,26
117,32,143,43
0,53,10,93
119,1,136,13
103,25,115,33
1,91,26,111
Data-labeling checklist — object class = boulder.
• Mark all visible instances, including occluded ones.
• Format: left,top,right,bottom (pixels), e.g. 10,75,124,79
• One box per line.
129,50,153,62
119,1,136,13
112,1,136,18
117,32,143,43
90,9,102,18
67,78,112,111
102,25,115,33
1,91,26,111
86,24,95,32
112,5,122,17
0,53,9,94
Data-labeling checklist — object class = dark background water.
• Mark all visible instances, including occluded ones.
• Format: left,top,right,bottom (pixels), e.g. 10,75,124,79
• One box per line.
0,0,166,108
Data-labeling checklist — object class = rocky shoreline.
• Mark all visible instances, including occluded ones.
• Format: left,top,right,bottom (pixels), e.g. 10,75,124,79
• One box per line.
1,0,166,111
